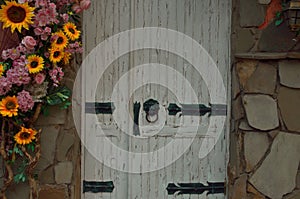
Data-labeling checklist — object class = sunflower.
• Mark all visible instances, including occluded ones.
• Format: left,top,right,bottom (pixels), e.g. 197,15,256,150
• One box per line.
63,52,71,65
27,55,44,74
52,31,68,49
0,96,19,117
14,126,37,145
0,63,5,77
49,47,64,63
63,22,80,41
0,1,35,33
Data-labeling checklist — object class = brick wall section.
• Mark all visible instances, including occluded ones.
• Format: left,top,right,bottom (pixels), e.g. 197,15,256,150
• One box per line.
230,0,300,198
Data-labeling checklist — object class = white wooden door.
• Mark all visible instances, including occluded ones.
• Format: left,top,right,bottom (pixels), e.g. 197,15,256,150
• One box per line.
80,0,230,198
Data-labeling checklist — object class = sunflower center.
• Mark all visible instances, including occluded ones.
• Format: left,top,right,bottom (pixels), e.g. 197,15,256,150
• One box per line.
57,37,64,44
30,61,38,68
7,5,26,23
20,132,30,139
6,101,16,110
68,28,75,34
53,51,60,58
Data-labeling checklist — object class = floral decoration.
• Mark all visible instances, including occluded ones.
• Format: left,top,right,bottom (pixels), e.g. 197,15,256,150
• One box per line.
0,0,90,198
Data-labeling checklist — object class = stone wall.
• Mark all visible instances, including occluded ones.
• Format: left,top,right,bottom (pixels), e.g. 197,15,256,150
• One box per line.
0,54,82,199
230,0,300,198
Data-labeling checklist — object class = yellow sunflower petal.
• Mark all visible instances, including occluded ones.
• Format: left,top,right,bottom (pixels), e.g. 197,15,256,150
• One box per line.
26,55,44,74
0,96,19,117
0,63,5,77
0,1,35,33
63,22,80,41
49,47,64,64
52,31,69,50
14,127,37,145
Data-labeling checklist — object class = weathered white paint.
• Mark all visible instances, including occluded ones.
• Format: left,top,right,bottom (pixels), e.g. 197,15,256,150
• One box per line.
82,0,231,198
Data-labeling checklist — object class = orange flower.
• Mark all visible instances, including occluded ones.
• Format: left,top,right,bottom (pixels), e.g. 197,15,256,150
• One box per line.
14,127,37,145
0,96,18,117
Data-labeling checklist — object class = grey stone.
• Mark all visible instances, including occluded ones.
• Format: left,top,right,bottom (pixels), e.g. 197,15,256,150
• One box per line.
244,62,277,95
258,22,297,52
283,190,300,199
279,60,300,88
56,132,75,161
232,96,244,120
7,183,30,199
249,132,300,199
240,0,265,27
244,132,269,172
278,86,300,132
36,105,67,125
235,28,254,52
243,94,279,130
239,120,254,131
35,125,60,172
54,161,73,184
297,170,300,189
235,52,287,59
258,0,271,4
40,166,55,184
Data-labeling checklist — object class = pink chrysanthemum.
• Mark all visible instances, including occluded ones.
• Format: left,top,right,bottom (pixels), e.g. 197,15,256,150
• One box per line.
6,65,31,86
17,90,35,112
49,66,64,87
0,77,12,95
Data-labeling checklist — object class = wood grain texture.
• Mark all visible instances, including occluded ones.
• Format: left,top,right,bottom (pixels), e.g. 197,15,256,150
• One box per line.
82,0,230,198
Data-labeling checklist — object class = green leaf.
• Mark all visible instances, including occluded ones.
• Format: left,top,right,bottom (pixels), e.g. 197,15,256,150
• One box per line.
26,143,35,152
14,173,26,183
46,86,72,106
275,18,284,26
13,146,24,157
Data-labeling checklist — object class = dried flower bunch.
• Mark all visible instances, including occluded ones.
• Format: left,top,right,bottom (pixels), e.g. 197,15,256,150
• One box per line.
0,0,90,198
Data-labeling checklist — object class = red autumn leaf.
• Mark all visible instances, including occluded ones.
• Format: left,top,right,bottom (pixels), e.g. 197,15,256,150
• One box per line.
258,0,282,29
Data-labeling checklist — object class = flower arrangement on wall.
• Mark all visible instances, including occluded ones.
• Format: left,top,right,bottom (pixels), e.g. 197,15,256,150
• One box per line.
0,0,90,198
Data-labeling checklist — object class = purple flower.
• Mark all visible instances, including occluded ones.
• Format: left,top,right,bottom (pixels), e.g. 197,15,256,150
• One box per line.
6,65,31,86
17,90,35,112
0,77,12,95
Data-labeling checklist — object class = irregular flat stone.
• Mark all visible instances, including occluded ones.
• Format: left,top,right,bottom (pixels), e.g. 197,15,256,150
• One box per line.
36,105,67,125
297,170,300,189
232,68,241,99
258,0,271,4
40,166,55,184
247,183,265,199
259,22,297,52
244,62,277,95
7,183,30,199
235,28,254,52
278,86,300,132
279,60,300,88
283,190,300,199
244,132,269,172
249,132,300,199
236,60,258,87
240,0,265,27
243,95,279,130
235,52,287,59
239,120,254,131
231,174,247,199
55,161,73,184
56,132,75,161
35,125,60,172
232,97,244,120
39,185,68,199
